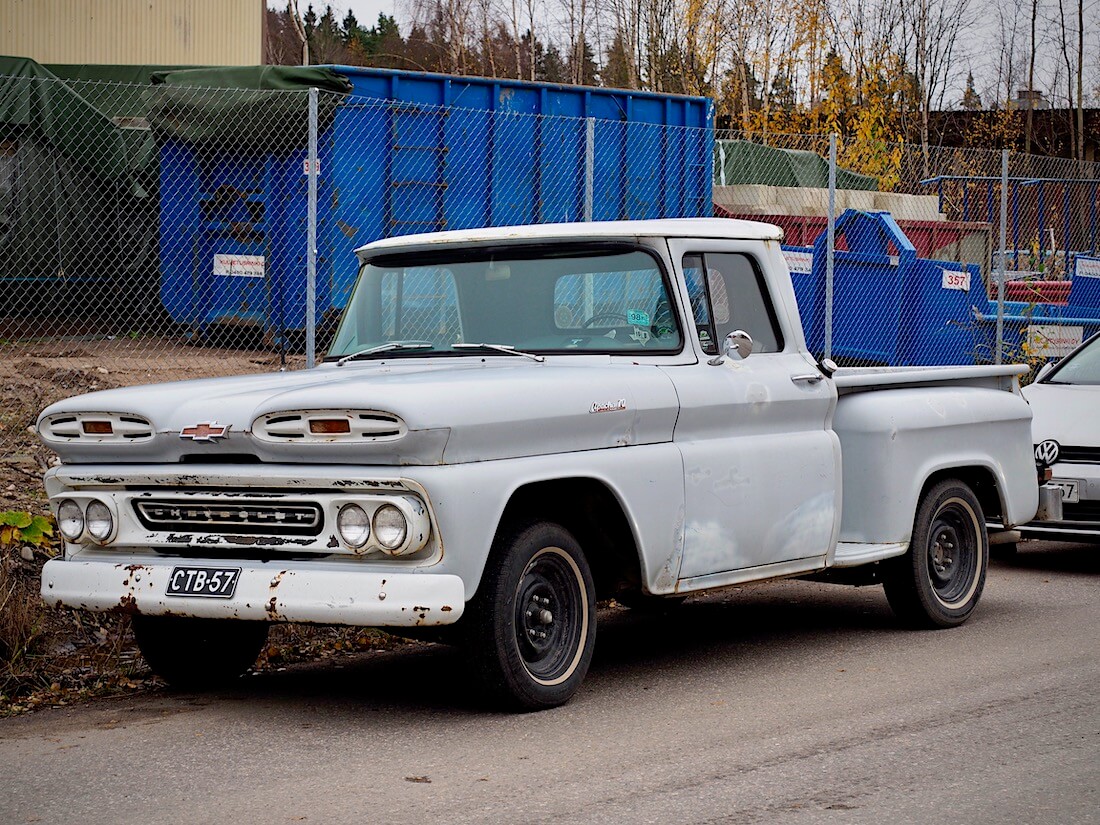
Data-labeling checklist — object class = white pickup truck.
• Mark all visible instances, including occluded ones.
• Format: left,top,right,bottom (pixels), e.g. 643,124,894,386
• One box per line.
38,219,1047,710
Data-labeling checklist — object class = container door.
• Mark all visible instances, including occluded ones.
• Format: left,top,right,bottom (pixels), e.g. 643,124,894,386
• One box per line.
665,241,840,580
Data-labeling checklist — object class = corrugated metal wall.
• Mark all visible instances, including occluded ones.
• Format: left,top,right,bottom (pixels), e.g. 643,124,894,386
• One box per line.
0,0,263,65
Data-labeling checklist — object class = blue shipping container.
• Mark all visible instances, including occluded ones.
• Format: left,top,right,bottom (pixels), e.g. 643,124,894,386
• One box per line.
159,67,713,334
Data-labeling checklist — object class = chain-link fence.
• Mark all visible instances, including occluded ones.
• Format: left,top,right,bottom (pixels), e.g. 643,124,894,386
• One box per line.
4,69,1100,465
0,72,709,464
715,129,1100,368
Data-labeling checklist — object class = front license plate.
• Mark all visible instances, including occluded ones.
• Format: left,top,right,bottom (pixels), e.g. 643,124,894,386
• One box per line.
1050,479,1080,504
166,566,242,599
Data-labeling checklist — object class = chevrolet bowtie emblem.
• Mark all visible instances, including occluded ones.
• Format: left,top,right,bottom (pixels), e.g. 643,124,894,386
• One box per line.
179,421,230,441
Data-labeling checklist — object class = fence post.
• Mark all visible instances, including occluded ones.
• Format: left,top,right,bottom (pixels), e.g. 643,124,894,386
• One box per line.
996,148,1008,365
305,87,319,369
584,117,595,221
825,133,837,359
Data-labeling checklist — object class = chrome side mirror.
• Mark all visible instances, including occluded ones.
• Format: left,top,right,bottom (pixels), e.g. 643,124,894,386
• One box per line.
708,329,753,365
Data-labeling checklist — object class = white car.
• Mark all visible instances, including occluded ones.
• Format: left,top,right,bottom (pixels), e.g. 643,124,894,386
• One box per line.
1020,331,1100,541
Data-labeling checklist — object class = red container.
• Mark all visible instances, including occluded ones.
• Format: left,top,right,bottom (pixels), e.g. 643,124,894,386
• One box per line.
1004,280,1071,305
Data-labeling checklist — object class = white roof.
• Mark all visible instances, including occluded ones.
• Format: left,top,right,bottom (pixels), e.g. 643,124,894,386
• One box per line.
355,218,783,257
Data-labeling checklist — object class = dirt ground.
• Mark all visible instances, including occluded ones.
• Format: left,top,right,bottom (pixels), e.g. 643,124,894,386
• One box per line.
0,336,389,716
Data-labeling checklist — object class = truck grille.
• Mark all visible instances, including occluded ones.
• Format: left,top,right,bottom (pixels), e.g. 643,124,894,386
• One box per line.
134,500,324,536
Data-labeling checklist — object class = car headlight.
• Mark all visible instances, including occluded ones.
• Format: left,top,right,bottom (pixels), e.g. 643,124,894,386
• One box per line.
372,504,408,553
337,503,371,549
85,500,114,543
57,499,84,541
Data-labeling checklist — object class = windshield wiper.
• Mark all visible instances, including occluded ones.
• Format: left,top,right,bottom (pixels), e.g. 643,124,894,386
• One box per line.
451,342,545,363
334,341,434,366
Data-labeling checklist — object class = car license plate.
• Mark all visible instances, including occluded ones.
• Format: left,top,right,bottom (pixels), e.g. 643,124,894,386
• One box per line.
1050,479,1080,504
166,566,241,598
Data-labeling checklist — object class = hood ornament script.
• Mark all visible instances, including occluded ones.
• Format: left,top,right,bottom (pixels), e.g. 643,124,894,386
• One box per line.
180,421,230,442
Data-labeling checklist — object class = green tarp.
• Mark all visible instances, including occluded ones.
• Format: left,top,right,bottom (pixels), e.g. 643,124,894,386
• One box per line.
146,66,352,150
44,63,195,120
0,56,129,182
714,139,878,191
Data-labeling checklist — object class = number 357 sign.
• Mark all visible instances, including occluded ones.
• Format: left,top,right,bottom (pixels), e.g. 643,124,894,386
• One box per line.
941,268,971,291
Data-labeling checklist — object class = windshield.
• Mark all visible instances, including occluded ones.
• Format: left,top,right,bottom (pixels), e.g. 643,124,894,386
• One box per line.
326,245,683,360
1044,334,1100,385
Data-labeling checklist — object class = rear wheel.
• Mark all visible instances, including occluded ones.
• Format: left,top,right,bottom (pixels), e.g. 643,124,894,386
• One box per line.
466,521,596,711
132,615,269,689
883,479,988,628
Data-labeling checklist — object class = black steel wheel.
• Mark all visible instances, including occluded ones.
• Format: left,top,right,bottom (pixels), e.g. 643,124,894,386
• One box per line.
132,615,269,689
884,478,988,628
466,521,596,711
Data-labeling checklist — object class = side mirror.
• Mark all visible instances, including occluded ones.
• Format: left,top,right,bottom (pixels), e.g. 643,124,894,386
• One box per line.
1035,362,1055,381
708,329,753,365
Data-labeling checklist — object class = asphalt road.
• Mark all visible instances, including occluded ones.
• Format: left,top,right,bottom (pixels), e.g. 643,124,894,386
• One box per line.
2,540,1097,825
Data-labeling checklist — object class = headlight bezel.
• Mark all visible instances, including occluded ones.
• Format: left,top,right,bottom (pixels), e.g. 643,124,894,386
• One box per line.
372,504,409,553
57,498,85,541
84,499,115,544
336,503,372,549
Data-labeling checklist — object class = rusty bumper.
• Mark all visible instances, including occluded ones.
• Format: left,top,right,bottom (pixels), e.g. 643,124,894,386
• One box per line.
41,557,465,626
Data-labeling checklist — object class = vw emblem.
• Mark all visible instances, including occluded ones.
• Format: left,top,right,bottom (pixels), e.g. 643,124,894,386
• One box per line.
1034,439,1060,465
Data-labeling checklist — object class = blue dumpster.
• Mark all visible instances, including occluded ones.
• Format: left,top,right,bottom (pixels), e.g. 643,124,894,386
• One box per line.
794,210,988,365
970,254,1100,360
157,66,713,336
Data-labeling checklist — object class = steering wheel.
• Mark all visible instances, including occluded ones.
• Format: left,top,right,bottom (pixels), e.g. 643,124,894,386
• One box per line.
581,312,630,328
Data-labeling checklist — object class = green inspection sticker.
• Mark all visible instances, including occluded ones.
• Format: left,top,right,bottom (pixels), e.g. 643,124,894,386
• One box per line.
626,309,651,326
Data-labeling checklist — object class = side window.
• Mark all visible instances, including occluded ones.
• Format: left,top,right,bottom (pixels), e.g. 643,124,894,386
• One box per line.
380,267,462,343
683,252,783,353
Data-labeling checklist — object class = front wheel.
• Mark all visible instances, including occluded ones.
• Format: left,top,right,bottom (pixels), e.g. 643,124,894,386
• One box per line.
465,521,596,711
883,479,988,628
131,615,269,689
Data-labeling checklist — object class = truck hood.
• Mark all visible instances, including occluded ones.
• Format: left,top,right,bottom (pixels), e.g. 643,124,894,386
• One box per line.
37,359,681,466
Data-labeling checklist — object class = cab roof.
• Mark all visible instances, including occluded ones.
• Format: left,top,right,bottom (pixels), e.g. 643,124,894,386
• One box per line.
355,218,783,259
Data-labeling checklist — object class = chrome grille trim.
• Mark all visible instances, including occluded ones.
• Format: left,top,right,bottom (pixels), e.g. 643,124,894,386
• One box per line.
1057,445,1100,464
134,500,324,536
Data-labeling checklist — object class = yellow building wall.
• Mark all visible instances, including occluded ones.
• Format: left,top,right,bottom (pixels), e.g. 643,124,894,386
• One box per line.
1,0,263,65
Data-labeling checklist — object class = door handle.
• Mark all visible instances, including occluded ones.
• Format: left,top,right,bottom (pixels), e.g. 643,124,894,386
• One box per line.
791,373,824,385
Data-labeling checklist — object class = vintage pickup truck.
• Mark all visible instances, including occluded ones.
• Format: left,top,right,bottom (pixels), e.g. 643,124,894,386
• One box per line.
38,219,1047,710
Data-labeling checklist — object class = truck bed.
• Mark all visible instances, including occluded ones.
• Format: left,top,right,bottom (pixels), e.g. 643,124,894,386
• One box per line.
834,364,1029,395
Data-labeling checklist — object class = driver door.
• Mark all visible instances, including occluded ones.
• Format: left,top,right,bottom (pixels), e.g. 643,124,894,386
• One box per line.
665,240,840,580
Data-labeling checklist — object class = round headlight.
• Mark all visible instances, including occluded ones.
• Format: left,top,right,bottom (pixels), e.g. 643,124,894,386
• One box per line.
372,504,408,552
85,500,114,543
337,504,370,548
57,499,84,541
